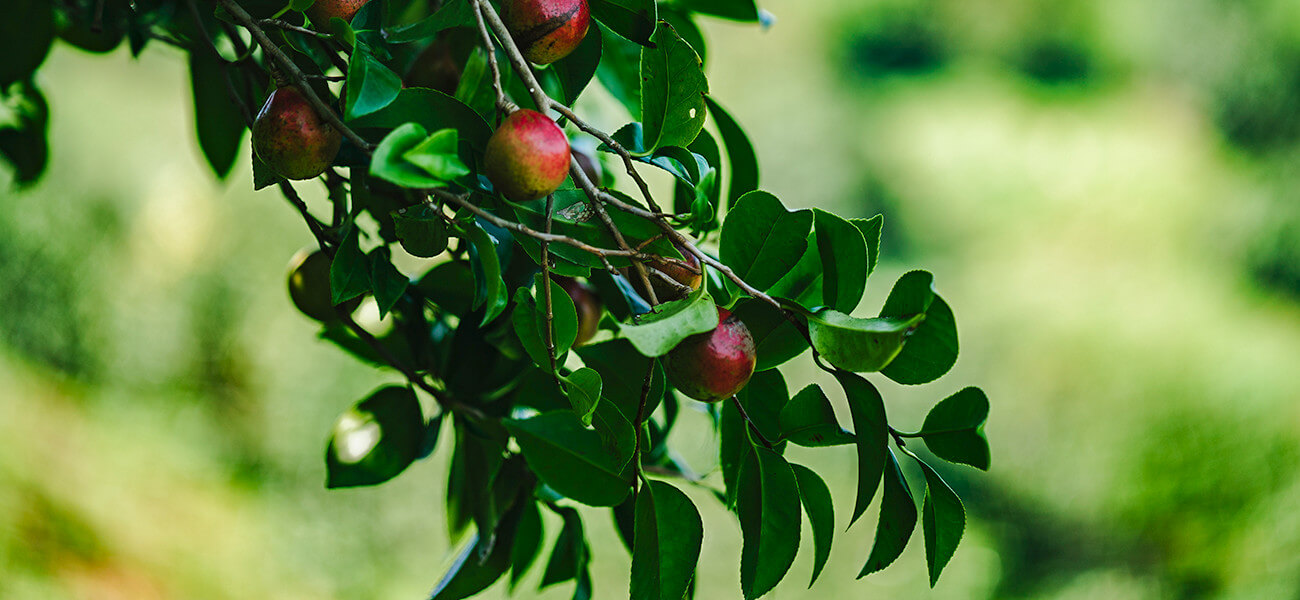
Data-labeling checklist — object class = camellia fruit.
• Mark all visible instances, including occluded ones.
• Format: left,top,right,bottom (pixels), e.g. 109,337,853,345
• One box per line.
664,307,757,402
501,0,591,65
252,86,342,181
557,277,602,347
623,242,703,302
306,0,369,25
483,109,571,201
287,249,360,322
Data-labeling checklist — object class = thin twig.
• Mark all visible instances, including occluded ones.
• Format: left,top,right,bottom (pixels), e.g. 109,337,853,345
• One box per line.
632,361,655,500
731,395,776,451
541,193,561,385
470,1,509,115
258,18,333,38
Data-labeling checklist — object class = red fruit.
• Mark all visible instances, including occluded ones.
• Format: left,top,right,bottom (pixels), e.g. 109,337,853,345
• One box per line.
252,86,342,180
306,0,369,25
557,277,602,347
664,307,757,402
501,0,591,65
483,109,571,201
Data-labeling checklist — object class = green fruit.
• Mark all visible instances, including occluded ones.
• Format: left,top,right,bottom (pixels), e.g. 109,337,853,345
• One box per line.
664,307,756,402
252,86,342,181
288,249,359,322
483,109,571,201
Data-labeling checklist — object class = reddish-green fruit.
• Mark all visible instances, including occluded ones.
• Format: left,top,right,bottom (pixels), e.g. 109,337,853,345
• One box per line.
623,242,703,302
558,277,602,347
664,307,757,402
252,87,342,181
404,39,462,94
306,0,369,25
483,109,571,201
501,0,591,65
287,250,360,322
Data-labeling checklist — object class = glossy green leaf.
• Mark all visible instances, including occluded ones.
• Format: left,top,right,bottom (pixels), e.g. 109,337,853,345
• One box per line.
704,97,758,207
791,464,834,587
833,371,889,526
814,209,869,313
616,283,718,357
345,43,402,120
189,50,244,179
576,339,666,419
368,247,408,318
906,450,965,587
416,261,475,316
553,23,604,105
371,123,450,188
350,88,493,153
432,494,528,600
630,480,703,600
880,270,935,317
452,47,496,121
403,127,471,180
640,22,709,153
674,0,759,22
809,311,922,373
883,294,959,385
766,232,823,306
387,0,476,43
918,388,990,471
660,8,707,64
540,507,592,597
596,27,643,116
735,369,789,446
591,0,657,46
731,298,807,371
504,411,632,506
779,384,854,447
0,0,53,87
718,398,750,506
392,203,449,258
445,422,508,538
462,222,509,326
511,276,580,373
852,215,883,278
737,446,801,600
720,191,814,291
860,448,918,576
330,225,370,304
561,367,603,426
325,386,424,488
510,499,545,589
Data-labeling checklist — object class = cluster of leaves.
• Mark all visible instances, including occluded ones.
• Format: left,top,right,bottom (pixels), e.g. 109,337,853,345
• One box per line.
14,0,992,598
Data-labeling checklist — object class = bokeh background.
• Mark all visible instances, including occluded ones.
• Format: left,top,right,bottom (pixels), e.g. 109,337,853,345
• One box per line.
5,0,1300,598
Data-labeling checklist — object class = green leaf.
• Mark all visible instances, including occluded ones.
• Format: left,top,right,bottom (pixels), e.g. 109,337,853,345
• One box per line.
737,446,801,600
591,0,657,46
330,224,371,304
416,261,475,316
720,191,813,292
918,388,990,471
833,371,889,526
189,50,244,179
345,43,402,120
576,339,666,419
368,247,409,318
630,480,703,600
809,311,922,373
386,0,476,43
504,412,632,506
453,47,497,121
462,222,509,326
719,399,751,507
639,22,708,153
779,384,854,447
371,123,449,188
0,80,49,185
511,276,580,373
350,88,493,153
0,0,53,88
616,283,718,357
553,22,604,105
852,215,883,278
860,449,917,576
906,451,966,587
879,270,934,317
704,97,758,207
730,297,807,372
325,386,424,488
251,147,282,190
561,367,603,426
791,464,834,587
813,209,869,313
674,0,759,22
596,28,643,115
883,294,959,385
540,506,593,598
392,204,449,258
445,422,508,538
766,232,823,306
660,8,707,64
403,128,471,180
510,499,545,589
431,491,528,600
735,369,789,446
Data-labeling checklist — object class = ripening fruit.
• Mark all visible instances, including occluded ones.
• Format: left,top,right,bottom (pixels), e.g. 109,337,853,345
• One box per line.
483,109,571,201
623,242,703,302
306,0,369,25
287,249,360,322
664,307,757,402
557,277,602,347
501,0,591,65
252,86,342,181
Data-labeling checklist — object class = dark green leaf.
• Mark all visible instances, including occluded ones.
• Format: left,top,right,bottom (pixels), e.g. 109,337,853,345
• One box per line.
330,224,371,304
596,28,643,115
779,384,854,447
719,398,751,506
735,369,788,446
540,507,591,595
510,190,677,269
660,8,707,63
918,388,990,471
576,339,666,419
553,22,604,105
504,412,632,506
704,97,758,207
462,222,509,325
766,233,823,306
453,47,497,121
730,299,807,372
509,499,545,589
639,22,708,153
387,0,476,43
325,386,424,487
431,489,528,600
189,50,245,179
562,367,603,426
833,371,888,526
0,0,53,87
879,270,934,317
630,480,703,600
252,148,282,190
906,451,965,587
345,43,402,120
0,81,48,185
350,88,493,153
416,261,476,316
616,283,717,356
860,449,917,576
392,203,449,258
852,215,883,278
813,209,869,313
791,464,834,587
368,247,409,318
591,0,657,46
511,277,579,372
720,191,813,292
674,0,759,22
883,294,959,385
737,446,801,600
809,310,922,373
446,421,508,538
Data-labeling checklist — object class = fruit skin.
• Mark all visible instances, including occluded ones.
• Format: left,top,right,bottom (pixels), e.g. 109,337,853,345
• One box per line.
501,0,591,65
287,249,360,322
252,86,342,181
623,242,703,302
664,307,757,402
483,109,571,201
557,277,602,346
306,0,369,25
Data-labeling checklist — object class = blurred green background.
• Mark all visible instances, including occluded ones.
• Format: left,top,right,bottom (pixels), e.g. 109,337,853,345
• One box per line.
5,0,1300,598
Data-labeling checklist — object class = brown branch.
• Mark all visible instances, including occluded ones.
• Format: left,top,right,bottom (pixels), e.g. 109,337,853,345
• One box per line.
258,18,333,38
541,193,561,384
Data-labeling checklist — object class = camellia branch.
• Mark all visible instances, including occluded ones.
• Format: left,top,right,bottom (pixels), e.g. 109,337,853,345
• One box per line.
541,193,562,385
